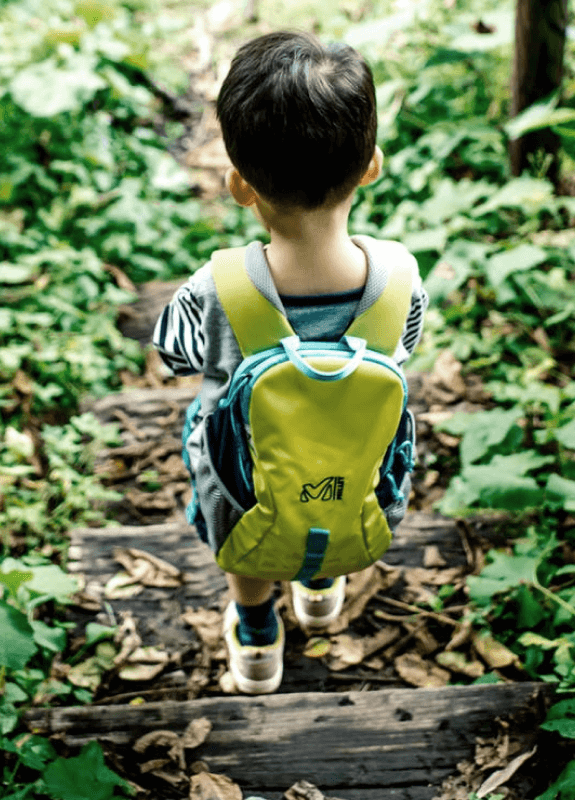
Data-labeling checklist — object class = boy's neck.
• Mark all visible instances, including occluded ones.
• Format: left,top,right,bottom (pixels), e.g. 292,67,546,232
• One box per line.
261,200,367,296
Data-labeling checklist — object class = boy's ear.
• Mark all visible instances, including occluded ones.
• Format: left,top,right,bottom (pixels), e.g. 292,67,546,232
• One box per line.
359,146,383,186
225,168,257,207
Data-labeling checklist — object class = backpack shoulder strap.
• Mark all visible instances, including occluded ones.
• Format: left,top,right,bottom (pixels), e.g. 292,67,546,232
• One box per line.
211,247,294,357
346,258,413,356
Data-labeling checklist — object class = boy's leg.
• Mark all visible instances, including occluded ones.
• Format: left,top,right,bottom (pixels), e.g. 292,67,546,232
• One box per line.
225,573,280,646
223,573,284,695
226,573,274,607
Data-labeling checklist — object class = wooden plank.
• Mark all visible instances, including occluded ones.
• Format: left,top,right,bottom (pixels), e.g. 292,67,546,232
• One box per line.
25,683,550,794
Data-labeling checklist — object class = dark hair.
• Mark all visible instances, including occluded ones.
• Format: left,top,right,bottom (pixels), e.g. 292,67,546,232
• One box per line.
216,31,377,209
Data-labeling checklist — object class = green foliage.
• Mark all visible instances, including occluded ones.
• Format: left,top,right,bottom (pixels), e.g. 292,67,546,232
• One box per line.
0,559,128,799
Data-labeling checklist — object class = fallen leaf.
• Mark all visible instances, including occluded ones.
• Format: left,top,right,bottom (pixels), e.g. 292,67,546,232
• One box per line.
183,718,212,749
476,747,537,798
395,652,450,688
303,638,331,659
189,771,242,800
423,545,447,568
327,633,364,671
284,781,325,800
104,571,143,599
181,607,223,650
472,632,520,669
362,625,401,659
113,547,183,587
436,650,484,679
119,646,170,681
140,758,171,773
133,730,181,754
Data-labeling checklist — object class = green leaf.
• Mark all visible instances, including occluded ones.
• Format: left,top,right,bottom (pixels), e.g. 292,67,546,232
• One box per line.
0,602,38,670
546,474,575,512
438,407,524,466
472,176,553,217
467,551,540,605
10,55,106,117
0,701,19,735
555,418,575,450
1,562,78,604
534,759,575,800
540,718,575,738
486,244,548,287
505,92,575,140
43,741,131,800
0,263,39,284
0,569,33,600
31,619,67,653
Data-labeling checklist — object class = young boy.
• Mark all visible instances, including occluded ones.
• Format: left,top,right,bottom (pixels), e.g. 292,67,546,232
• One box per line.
153,31,427,694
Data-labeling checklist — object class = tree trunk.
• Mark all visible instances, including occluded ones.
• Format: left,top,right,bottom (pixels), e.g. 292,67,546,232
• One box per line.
509,0,568,183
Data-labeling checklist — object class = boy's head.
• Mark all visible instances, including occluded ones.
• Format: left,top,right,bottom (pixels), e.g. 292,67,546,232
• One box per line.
217,31,378,211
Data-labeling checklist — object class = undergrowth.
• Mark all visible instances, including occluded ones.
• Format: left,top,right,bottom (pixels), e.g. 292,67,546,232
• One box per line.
1,0,575,797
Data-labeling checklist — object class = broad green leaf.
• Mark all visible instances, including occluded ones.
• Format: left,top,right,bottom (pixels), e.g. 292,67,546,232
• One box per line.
43,740,131,800
505,91,575,140
0,263,39,284
467,552,540,605
472,176,553,217
0,701,19,735
0,602,38,670
438,408,524,467
402,226,448,253
540,718,575,738
1,734,57,770
31,619,67,653
10,55,106,117
534,759,575,800
546,474,575,512
486,244,548,287
555,418,575,450
1,561,77,604
0,569,33,600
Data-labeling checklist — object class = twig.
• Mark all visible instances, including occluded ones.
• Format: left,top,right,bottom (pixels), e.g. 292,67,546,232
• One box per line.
376,595,466,627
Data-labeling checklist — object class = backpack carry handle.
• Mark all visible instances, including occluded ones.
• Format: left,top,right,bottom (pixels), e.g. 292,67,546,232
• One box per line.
281,335,367,382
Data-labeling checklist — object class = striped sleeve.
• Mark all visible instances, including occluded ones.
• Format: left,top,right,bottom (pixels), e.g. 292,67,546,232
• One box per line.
401,284,428,357
152,282,205,374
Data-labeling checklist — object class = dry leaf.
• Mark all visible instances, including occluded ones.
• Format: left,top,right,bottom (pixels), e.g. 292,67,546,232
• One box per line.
284,781,325,800
395,652,450,688
189,771,242,800
423,545,447,568
327,633,364,671
328,565,395,634
133,730,181,754
119,646,170,681
140,758,171,773
113,547,183,587
104,571,143,599
181,607,223,650
183,718,212,749
362,625,401,659
476,747,537,798
432,350,466,398
472,632,520,669
436,650,484,679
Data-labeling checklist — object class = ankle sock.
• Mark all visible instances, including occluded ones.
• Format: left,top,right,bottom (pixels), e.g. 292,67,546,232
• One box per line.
235,597,278,646
301,577,334,590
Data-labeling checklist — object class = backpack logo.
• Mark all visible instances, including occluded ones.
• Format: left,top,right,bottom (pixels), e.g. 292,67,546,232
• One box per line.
300,477,344,503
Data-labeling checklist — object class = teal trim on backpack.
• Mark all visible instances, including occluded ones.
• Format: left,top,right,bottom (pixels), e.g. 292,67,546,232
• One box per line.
294,528,331,582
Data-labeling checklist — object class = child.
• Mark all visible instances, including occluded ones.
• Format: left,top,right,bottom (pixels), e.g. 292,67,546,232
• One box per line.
153,31,428,694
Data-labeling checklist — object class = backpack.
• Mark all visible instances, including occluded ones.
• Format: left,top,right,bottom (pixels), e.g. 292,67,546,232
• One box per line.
184,245,416,582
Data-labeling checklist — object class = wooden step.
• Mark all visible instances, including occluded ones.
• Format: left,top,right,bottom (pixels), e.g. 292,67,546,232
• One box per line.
25,682,549,800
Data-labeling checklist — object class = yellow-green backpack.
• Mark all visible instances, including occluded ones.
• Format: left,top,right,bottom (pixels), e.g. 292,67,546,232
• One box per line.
188,246,415,581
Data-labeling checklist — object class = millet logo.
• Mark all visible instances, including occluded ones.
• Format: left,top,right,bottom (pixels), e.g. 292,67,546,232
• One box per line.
300,477,345,503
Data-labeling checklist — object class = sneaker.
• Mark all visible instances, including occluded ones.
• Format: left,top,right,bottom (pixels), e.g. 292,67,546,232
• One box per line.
223,602,284,694
291,576,346,630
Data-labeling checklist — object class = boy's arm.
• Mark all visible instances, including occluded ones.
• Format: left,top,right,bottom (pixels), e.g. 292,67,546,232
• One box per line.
152,277,205,375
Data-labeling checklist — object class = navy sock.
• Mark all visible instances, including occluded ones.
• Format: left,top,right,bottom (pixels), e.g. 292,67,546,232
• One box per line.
301,577,334,590
235,597,278,646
